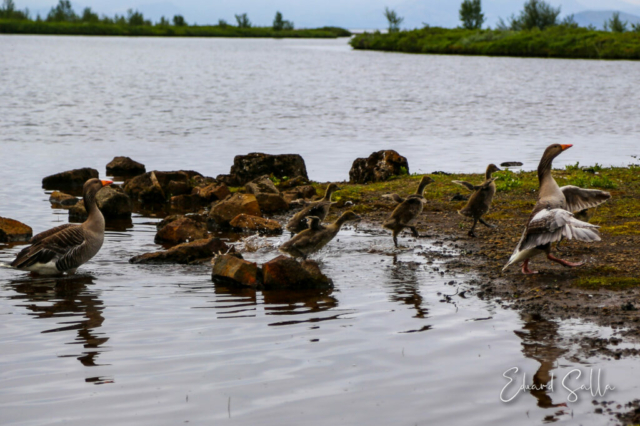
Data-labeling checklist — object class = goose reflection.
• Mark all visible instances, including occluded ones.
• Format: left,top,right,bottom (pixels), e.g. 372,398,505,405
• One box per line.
6,274,111,383
515,313,568,414
213,284,340,326
385,257,430,320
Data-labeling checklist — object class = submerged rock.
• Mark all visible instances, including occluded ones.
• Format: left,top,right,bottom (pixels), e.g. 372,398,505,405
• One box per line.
245,175,279,195
155,215,209,244
106,156,146,177
130,238,229,264
229,214,282,235
42,168,99,191
209,193,261,227
262,256,333,290
49,191,78,206
349,150,409,184
68,187,133,219
211,254,262,289
500,161,523,167
217,153,308,186
0,217,33,243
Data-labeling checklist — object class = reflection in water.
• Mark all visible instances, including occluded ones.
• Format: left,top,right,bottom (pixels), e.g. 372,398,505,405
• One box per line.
515,313,569,416
212,284,342,327
385,259,430,323
7,274,112,384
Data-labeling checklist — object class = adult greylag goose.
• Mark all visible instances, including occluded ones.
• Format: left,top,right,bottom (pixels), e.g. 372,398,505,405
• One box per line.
382,176,434,247
279,211,361,259
452,164,501,237
11,178,113,275
503,144,611,274
286,183,341,235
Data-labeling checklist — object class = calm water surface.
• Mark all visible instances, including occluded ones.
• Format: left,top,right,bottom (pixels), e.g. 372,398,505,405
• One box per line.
1,36,640,425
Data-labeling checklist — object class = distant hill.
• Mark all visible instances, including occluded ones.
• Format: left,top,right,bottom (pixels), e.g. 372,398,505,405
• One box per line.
573,10,640,29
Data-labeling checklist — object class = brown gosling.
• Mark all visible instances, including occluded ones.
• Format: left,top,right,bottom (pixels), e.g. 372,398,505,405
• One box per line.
286,183,341,235
452,163,501,237
382,176,434,248
279,211,361,259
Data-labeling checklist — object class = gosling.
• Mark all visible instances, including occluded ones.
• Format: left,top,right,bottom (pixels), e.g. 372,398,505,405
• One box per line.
382,176,434,247
452,164,500,237
286,183,341,235
279,211,361,259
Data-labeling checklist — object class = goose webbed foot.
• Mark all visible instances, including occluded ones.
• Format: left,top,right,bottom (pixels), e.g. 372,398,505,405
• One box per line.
521,259,538,275
547,253,584,268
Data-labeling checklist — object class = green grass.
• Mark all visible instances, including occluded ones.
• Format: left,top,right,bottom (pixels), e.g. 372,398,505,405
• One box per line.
495,170,524,192
0,20,350,38
575,276,640,290
350,26,640,60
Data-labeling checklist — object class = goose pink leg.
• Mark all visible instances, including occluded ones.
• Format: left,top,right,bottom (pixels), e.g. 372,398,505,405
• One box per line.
521,259,538,275
547,253,584,268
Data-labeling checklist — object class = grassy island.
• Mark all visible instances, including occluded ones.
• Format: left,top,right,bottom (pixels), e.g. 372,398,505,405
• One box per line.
350,26,640,60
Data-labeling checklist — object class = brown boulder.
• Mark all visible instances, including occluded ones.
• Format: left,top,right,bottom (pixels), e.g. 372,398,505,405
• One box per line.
282,185,318,203
106,156,146,177
155,215,209,244
0,217,33,243
217,153,308,186
193,183,231,203
255,193,289,213
245,175,279,195
68,187,132,219
229,214,282,235
166,180,191,196
211,254,262,289
277,176,310,190
129,238,229,264
49,191,78,207
170,194,202,211
42,168,99,191
209,193,261,227
123,172,166,204
262,256,333,290
349,150,409,184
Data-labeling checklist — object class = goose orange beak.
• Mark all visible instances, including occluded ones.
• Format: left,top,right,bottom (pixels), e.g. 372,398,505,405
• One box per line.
100,180,113,186
561,144,573,151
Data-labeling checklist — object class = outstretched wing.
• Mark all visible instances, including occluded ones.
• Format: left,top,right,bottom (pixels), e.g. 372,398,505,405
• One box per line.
452,181,476,192
382,193,405,203
560,186,611,212
518,208,600,252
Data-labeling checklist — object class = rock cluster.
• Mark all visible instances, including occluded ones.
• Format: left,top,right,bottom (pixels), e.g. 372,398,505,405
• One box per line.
106,156,146,176
349,150,409,184
130,238,230,264
69,186,133,219
217,153,308,186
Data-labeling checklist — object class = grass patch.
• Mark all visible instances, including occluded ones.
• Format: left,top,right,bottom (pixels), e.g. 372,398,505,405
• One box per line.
574,276,640,290
602,222,640,235
568,174,618,189
495,170,524,192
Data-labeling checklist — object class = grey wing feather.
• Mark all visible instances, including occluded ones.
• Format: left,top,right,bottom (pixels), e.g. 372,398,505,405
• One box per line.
518,208,600,252
29,223,77,244
12,225,86,269
561,186,611,212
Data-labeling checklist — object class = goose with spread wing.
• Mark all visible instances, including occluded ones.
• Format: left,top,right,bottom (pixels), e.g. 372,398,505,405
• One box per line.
452,163,501,237
286,183,341,235
382,176,434,247
11,178,113,275
503,144,611,274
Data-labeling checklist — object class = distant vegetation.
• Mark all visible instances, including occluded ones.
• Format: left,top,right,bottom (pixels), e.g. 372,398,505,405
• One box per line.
0,0,350,38
355,0,640,59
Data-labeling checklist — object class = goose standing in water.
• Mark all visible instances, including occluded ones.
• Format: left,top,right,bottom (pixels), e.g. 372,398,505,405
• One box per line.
280,211,361,259
503,144,611,274
11,178,113,275
382,176,434,247
286,183,341,235
452,164,501,237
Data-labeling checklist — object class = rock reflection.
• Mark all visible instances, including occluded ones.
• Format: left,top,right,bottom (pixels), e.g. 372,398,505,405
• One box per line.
7,274,112,384
515,313,568,415
212,284,341,326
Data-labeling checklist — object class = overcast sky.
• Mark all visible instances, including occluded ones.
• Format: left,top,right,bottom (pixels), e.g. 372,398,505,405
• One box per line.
13,0,640,28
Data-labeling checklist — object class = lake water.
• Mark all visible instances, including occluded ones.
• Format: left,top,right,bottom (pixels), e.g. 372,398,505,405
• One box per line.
1,35,640,426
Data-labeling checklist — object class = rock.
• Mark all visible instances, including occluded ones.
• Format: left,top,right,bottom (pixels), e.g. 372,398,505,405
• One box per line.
229,214,283,234
129,238,229,264
106,156,146,176
431,171,451,175
0,217,33,242
154,215,209,244
500,162,523,167
211,254,262,289
262,256,333,290
153,170,202,189
123,172,166,204
349,150,409,184
42,168,99,191
282,185,317,203
277,176,309,190
255,193,289,213
170,194,202,211
217,153,308,186
49,191,78,206
193,183,230,203
209,193,261,227
245,175,279,195
166,180,191,196
68,187,132,219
